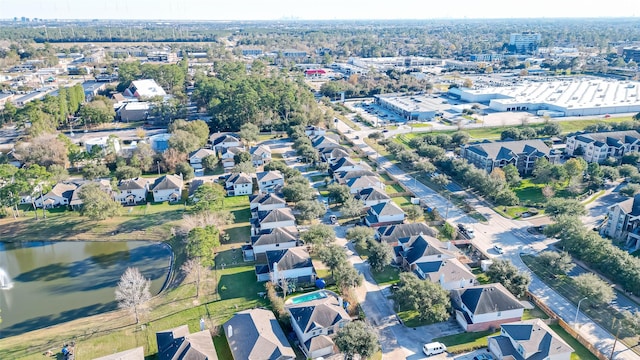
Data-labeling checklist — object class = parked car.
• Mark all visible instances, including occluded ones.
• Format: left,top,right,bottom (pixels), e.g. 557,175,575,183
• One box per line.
423,342,447,356
493,245,504,254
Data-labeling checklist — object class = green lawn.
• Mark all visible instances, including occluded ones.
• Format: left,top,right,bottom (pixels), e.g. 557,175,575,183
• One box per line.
522,306,549,320
370,266,400,286
380,173,393,182
548,324,599,360
385,183,405,194
512,179,546,204
213,335,234,360
310,174,329,182
433,330,499,353
471,268,491,285
392,196,412,207
397,310,435,328
409,123,432,128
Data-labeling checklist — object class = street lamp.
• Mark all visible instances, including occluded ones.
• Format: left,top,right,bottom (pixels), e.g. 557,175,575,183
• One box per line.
575,297,588,327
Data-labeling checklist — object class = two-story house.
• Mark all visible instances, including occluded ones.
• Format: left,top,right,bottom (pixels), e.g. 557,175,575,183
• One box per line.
462,140,554,175
34,182,79,208
377,222,438,245
251,207,296,235
311,135,341,152
330,157,369,174
565,130,640,163
250,145,272,167
189,148,216,171
413,258,477,290
356,187,391,207
321,147,350,165
334,169,378,184
345,175,384,194
151,174,183,203
451,283,524,332
249,192,287,212
156,325,218,360
305,125,326,137
210,133,242,153
603,194,640,252
488,319,574,360
286,290,351,359
243,227,299,261
255,247,315,283
116,178,150,205
256,171,285,194
224,309,295,360
220,147,245,170
364,201,405,227
225,173,254,196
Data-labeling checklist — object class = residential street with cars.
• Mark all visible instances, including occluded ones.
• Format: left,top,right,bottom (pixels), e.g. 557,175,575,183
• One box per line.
332,117,640,360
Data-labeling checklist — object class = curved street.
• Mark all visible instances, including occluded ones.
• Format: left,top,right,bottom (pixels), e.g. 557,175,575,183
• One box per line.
334,117,640,360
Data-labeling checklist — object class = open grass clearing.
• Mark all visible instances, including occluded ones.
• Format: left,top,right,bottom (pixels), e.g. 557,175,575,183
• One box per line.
370,266,400,286
310,174,330,183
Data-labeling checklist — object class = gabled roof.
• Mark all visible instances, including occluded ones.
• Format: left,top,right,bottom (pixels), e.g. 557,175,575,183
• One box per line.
345,175,381,189
152,174,183,191
220,146,244,156
335,170,377,182
156,325,218,360
453,283,524,315
305,335,334,352
465,140,550,161
227,172,253,185
211,133,240,146
286,292,350,334
129,79,167,97
257,207,296,223
189,148,216,159
356,187,391,203
256,171,284,183
118,177,149,191
492,319,574,360
251,145,271,156
266,247,312,271
251,227,298,247
70,180,113,206
321,146,350,158
311,135,340,149
47,182,79,199
377,223,437,243
398,234,453,264
415,258,475,283
368,201,404,217
93,347,144,360
330,157,360,171
250,193,286,207
570,130,640,148
224,309,295,360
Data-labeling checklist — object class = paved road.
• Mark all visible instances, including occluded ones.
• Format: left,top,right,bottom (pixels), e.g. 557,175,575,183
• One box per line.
334,118,640,360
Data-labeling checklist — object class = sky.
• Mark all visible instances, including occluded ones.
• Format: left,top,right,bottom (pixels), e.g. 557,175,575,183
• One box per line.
1,0,638,20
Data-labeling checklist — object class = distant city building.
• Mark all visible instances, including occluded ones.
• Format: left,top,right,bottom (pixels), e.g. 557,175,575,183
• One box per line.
604,194,640,252
622,47,640,63
282,49,308,58
469,53,505,62
242,49,263,56
509,32,541,54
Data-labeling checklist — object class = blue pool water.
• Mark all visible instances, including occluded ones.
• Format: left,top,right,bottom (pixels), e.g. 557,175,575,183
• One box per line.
291,290,327,304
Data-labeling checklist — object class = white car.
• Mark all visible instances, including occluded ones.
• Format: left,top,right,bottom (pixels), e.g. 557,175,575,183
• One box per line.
493,245,504,254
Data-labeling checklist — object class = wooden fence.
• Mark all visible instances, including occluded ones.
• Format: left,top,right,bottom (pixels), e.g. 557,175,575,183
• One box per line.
526,291,609,360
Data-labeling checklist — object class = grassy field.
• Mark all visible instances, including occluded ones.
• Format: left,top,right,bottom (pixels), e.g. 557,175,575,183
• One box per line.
370,266,400,286
392,196,412,207
385,183,405,194
433,330,498,353
310,174,330,183
522,255,640,351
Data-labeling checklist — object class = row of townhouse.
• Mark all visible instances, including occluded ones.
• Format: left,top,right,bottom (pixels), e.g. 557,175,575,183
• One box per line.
224,170,286,196
31,175,184,209
462,130,640,175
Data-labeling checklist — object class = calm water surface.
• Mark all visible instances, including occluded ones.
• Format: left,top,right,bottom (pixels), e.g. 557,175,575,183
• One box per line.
0,241,172,338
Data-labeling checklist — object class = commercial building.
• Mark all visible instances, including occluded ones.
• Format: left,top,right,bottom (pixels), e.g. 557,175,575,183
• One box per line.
622,47,640,63
374,93,451,121
509,32,541,54
449,78,640,117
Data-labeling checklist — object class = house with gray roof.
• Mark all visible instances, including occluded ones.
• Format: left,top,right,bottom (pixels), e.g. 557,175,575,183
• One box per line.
330,157,369,174
395,234,455,268
34,182,80,208
156,324,218,360
256,170,284,194
224,309,295,360
210,133,242,153
249,192,287,212
334,169,378,184
566,130,640,163
604,193,640,251
488,319,574,360
321,146,350,164
462,140,555,175
225,172,254,196
151,174,183,203
189,148,216,170
376,222,438,245
250,145,272,167
286,290,351,359
356,187,391,207
364,201,405,227
311,135,340,152
255,247,314,283
243,226,299,261
345,175,384,194
251,207,296,235
451,283,524,332
220,146,245,169
70,179,114,210
414,258,477,290
93,347,144,360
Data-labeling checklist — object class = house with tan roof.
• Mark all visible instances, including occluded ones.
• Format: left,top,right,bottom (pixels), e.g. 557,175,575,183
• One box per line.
488,319,574,360
34,182,80,208
355,187,391,207
116,177,150,205
243,226,299,261
224,309,295,360
151,174,183,203
249,193,287,212
93,347,144,360
364,201,405,227
155,325,218,360
345,175,384,194
225,172,254,196
251,207,296,235
189,148,216,170
250,145,272,167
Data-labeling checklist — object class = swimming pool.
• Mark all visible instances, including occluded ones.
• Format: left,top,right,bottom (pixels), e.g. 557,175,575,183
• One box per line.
291,290,328,304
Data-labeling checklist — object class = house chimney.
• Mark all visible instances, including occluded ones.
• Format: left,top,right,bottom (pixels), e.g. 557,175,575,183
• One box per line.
227,325,233,337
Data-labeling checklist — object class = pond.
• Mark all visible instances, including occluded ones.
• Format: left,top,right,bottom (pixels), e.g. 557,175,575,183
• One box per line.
0,241,173,338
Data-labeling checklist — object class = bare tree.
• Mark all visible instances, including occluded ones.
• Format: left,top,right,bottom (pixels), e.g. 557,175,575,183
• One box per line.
180,210,234,237
115,267,152,324
181,258,206,298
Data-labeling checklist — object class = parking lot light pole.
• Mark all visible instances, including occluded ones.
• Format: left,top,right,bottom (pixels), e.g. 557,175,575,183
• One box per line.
575,297,587,327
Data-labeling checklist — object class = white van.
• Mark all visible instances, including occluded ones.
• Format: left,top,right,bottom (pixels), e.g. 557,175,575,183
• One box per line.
423,342,447,356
